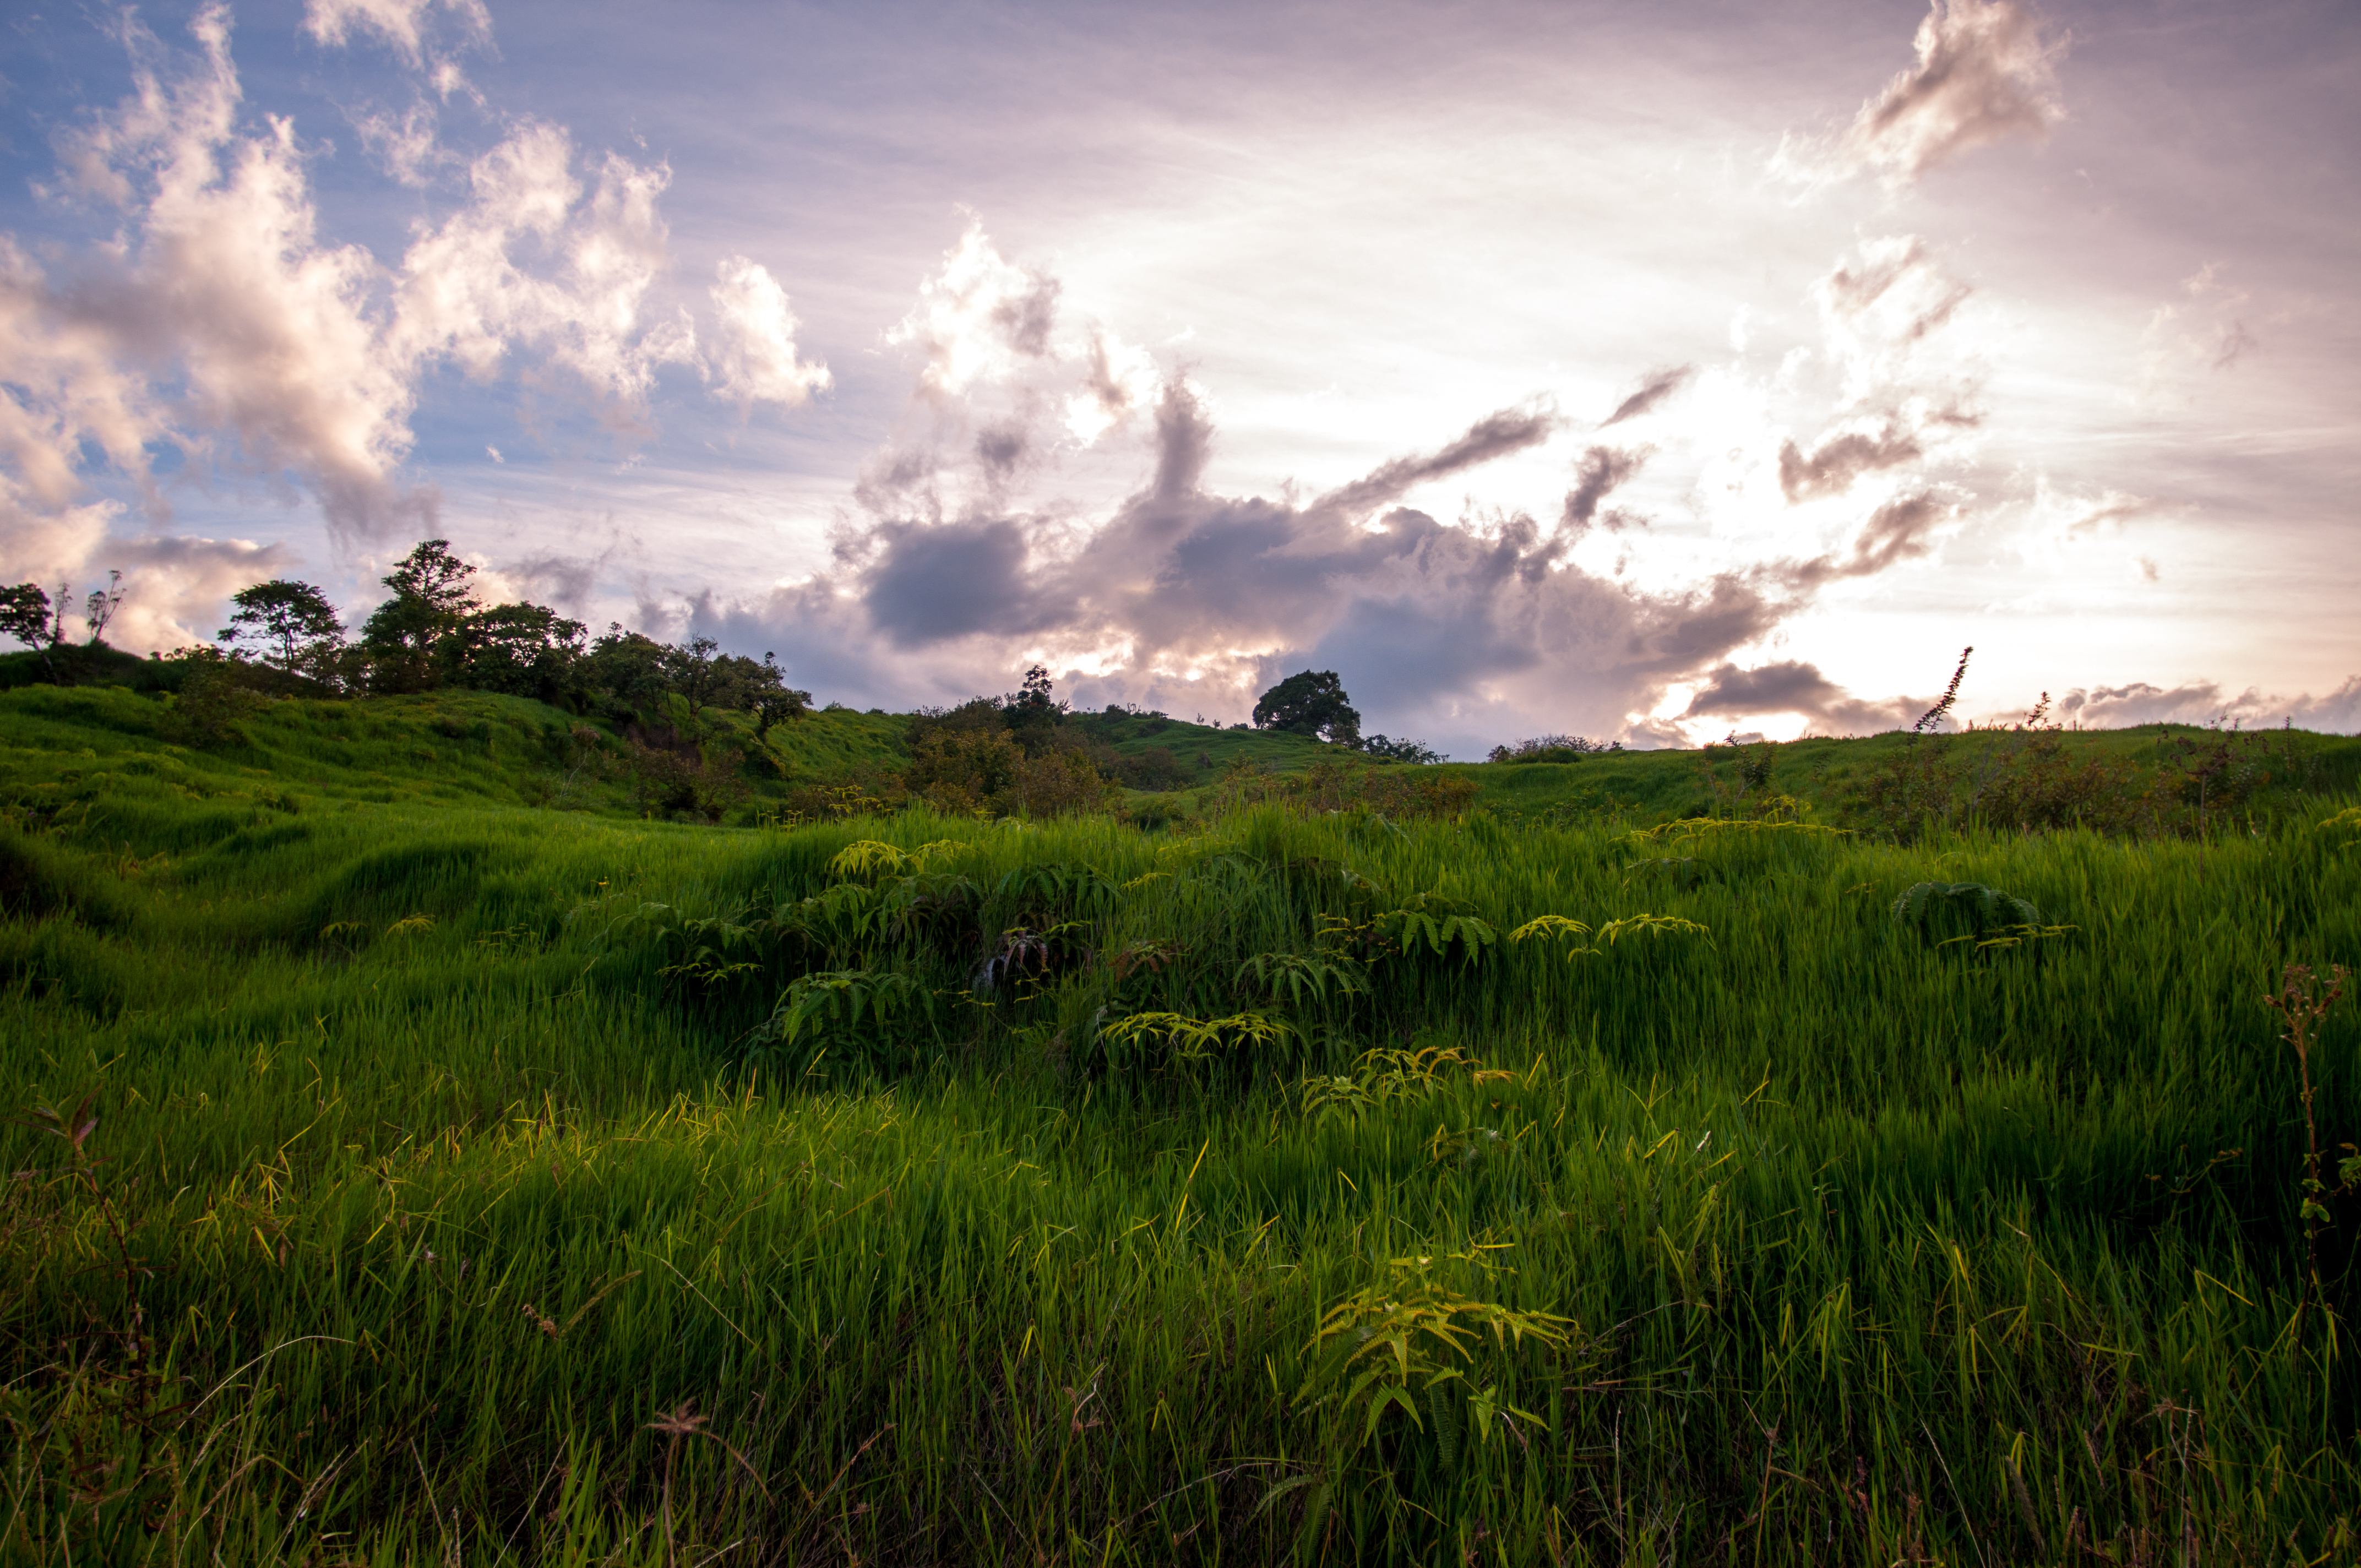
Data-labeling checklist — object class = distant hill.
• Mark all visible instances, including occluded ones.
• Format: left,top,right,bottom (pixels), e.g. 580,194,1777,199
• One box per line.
2,652,2355,835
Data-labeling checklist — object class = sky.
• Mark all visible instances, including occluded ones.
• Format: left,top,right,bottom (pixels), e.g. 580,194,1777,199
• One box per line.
2,0,2356,754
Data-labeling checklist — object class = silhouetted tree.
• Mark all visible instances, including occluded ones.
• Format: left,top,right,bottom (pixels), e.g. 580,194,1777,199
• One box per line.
358,541,481,691
1004,665,1065,756
82,571,125,644
1252,669,1362,745
0,584,57,679
220,579,345,680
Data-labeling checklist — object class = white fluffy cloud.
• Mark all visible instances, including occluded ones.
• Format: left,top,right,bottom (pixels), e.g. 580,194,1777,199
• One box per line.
0,6,833,650
389,121,698,418
301,0,491,68
706,257,831,414
886,218,1062,400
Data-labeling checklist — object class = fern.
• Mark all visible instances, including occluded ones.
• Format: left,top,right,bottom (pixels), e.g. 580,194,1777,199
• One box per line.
1506,911,1710,957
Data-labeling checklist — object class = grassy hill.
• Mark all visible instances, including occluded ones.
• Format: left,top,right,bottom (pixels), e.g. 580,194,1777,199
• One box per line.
8,656,2353,836
3,673,2360,1561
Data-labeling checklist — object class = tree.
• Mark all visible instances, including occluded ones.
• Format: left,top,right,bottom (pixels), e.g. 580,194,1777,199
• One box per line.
1252,669,1362,746
1361,733,1444,764
746,654,813,739
447,602,587,701
220,580,345,674
0,583,58,680
1004,665,1066,756
83,571,126,645
358,540,481,690
383,540,481,619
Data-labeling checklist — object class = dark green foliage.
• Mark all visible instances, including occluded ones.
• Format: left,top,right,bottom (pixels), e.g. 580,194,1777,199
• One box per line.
0,581,53,651
444,601,589,700
219,577,344,681
1254,668,1362,745
1890,879,2041,939
1486,733,1618,763
1360,732,1444,764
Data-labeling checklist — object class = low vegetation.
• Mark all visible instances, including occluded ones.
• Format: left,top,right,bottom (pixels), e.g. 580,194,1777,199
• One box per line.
2,668,2358,1562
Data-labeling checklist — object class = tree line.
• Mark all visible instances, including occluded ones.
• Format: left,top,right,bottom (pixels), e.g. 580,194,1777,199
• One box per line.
2,542,812,732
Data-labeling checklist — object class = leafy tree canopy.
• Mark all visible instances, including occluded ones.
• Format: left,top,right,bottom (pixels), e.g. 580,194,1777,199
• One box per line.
1252,669,1361,746
220,579,344,669
0,584,51,651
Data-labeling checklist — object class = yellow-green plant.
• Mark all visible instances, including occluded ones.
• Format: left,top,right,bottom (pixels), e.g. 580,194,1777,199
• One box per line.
1300,1042,1510,1126
1508,911,1712,956
829,837,963,880
1098,1009,1293,1070
1303,1251,1573,1460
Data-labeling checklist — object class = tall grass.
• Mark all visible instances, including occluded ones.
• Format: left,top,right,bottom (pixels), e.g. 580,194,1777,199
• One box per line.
2,739,2357,1561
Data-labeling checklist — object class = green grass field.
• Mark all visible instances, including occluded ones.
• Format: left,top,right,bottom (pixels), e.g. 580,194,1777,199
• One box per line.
4,682,2359,1564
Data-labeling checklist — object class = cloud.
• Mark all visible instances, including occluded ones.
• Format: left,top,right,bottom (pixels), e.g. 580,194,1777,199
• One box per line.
1777,423,1924,502
722,379,1804,749
36,7,435,541
1835,0,2065,187
1064,325,1159,445
1562,445,1647,532
706,256,831,415
102,532,303,650
1775,491,1957,585
1679,658,1930,734
0,486,297,651
302,0,492,69
350,100,444,187
2138,264,2264,404
1309,404,1562,519
887,219,1063,400
1,8,842,651
1599,365,1695,428
2053,679,2361,734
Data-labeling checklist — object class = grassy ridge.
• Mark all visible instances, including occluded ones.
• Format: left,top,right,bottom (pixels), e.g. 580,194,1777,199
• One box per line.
3,693,2360,1564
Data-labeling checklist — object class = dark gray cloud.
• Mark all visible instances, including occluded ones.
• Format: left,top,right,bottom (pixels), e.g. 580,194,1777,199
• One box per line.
975,421,1030,477
1775,492,1954,586
864,517,1056,646
1309,404,1560,519
1562,445,1649,532
721,383,1801,744
1599,366,1695,428
1681,657,1928,734
1777,424,1924,503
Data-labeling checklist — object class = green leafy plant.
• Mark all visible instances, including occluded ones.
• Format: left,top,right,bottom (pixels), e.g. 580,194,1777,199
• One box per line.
1097,1010,1293,1071
1299,1042,1510,1125
1377,894,1498,966
758,968,941,1074
1234,950,1367,1010
1302,1251,1571,1460
1508,911,1712,957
